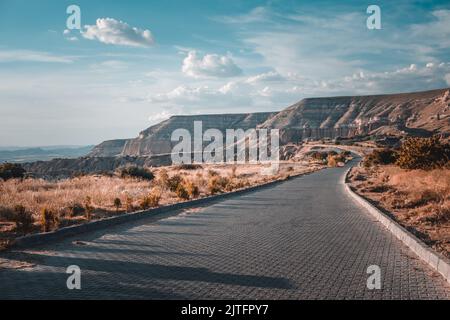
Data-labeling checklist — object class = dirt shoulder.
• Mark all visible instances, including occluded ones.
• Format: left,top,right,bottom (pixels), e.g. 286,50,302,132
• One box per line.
348,165,450,258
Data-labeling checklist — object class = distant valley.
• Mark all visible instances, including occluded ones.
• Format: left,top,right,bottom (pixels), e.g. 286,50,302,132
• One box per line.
0,146,93,163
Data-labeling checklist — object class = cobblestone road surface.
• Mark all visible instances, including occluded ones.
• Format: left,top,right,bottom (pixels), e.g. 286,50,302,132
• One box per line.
1,165,449,299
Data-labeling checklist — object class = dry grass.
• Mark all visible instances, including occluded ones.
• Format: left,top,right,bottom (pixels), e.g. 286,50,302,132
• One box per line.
349,165,450,257
0,162,322,245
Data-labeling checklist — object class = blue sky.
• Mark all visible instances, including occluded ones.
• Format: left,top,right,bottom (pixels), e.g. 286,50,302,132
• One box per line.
1,0,450,146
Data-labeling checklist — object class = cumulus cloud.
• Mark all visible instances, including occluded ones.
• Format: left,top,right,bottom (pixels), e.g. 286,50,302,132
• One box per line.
182,51,242,78
83,18,154,47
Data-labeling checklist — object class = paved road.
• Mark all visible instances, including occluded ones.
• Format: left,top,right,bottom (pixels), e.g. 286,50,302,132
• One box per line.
1,164,449,299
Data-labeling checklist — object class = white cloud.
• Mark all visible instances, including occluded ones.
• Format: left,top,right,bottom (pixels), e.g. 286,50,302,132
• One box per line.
83,18,154,47
212,6,270,24
246,71,285,83
182,51,242,78
446,74,450,86
148,110,175,123
0,50,74,63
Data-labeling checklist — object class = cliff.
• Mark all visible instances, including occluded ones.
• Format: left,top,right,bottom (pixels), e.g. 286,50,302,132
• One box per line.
89,88,450,157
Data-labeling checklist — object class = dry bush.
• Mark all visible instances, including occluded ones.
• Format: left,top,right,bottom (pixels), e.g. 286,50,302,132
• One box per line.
12,205,34,234
157,169,169,189
119,166,154,181
363,149,397,167
40,208,58,232
174,164,202,170
113,198,122,212
125,194,134,212
396,136,450,170
148,188,162,207
139,188,162,209
140,195,151,210
184,180,200,199
84,196,93,220
207,175,231,195
167,174,183,192
176,184,190,200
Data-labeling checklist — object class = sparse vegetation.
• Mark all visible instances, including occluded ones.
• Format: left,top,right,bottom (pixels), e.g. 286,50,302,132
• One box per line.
363,148,397,167
12,205,34,234
350,165,450,257
176,183,190,200
40,208,58,232
167,174,183,192
0,163,321,242
395,136,449,170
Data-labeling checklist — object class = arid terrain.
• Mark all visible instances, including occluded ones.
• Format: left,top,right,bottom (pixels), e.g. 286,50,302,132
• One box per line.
0,160,331,248
348,165,450,258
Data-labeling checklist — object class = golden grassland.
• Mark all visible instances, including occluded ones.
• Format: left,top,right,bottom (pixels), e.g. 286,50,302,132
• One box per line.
349,165,450,258
0,162,323,245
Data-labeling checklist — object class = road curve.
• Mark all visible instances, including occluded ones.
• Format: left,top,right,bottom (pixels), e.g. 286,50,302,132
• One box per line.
1,164,449,299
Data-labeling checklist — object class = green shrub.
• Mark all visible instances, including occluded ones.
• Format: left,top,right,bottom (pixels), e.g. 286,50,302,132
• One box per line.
0,163,26,181
364,149,397,167
119,166,154,181
395,136,450,170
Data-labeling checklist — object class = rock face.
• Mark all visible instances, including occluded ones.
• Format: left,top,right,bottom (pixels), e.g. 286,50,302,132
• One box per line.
90,88,450,157
89,139,128,157
113,112,274,156
261,88,450,142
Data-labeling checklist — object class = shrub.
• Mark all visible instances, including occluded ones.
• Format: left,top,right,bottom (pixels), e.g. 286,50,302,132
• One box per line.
207,176,230,195
184,180,200,198
148,189,161,207
396,136,450,170
327,155,338,167
0,163,26,181
68,203,85,217
157,169,169,188
125,194,134,212
308,151,328,161
119,166,154,181
140,195,151,210
175,164,202,170
40,208,58,232
176,184,190,200
167,174,183,192
113,198,122,212
207,170,219,177
12,205,34,234
363,148,397,167
84,196,94,220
